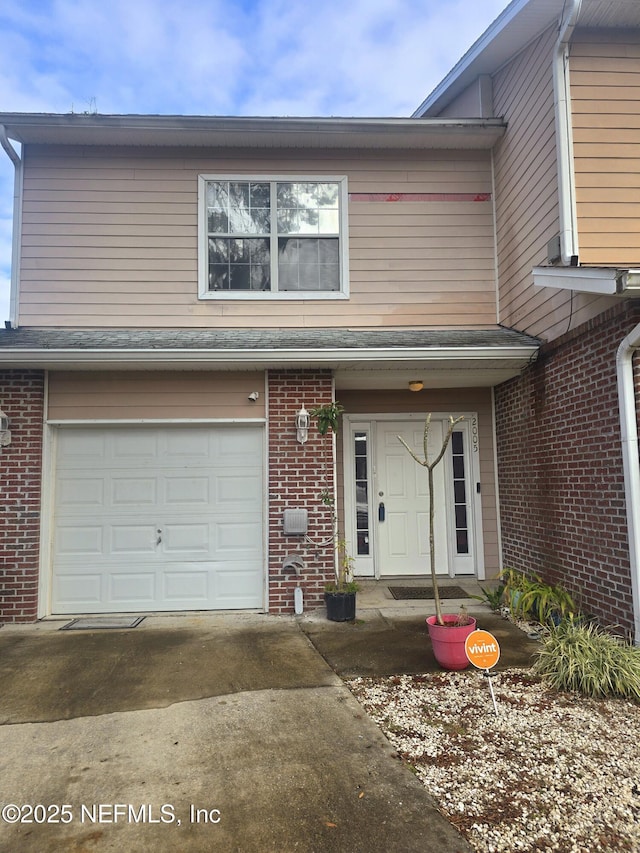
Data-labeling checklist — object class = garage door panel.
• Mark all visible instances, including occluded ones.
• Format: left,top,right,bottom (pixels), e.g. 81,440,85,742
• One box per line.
112,477,158,506
216,473,261,505
52,425,265,614
215,565,264,607
164,476,210,506
216,519,263,555
163,567,210,602
57,476,105,508
113,432,158,460
55,572,103,606
109,572,156,603
57,430,108,462
163,523,211,554
111,524,158,554
55,525,104,555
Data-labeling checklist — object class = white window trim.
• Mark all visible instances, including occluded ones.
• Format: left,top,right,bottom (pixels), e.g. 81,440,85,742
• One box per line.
197,174,350,300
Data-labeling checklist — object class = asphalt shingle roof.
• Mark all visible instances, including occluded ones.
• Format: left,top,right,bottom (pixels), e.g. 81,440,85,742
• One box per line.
0,327,540,351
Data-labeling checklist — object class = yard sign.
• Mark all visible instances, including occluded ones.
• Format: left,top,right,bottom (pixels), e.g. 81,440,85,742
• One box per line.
465,629,501,716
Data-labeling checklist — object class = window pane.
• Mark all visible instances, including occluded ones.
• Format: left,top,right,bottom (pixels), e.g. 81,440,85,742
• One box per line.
208,181,270,235
208,210,229,233
355,457,367,480
209,237,270,291
451,432,464,454
278,237,339,291
316,183,339,207
229,264,251,290
456,530,469,553
208,238,229,263
319,209,339,232
208,264,229,291
318,239,338,263
276,181,339,236
277,208,298,233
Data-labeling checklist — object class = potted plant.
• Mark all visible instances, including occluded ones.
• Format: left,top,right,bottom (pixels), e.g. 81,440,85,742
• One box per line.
308,401,359,621
324,539,359,622
398,413,476,669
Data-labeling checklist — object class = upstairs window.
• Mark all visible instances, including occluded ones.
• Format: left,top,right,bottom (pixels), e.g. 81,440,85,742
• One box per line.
198,176,348,299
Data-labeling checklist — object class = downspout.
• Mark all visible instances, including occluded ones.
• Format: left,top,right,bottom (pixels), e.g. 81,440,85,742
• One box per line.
552,0,582,266
0,125,23,328
617,324,640,644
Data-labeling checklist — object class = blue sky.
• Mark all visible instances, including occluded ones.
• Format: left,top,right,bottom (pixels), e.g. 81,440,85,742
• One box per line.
0,0,509,322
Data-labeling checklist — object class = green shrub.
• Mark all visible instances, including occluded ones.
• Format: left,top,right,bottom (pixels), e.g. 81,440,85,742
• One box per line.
499,568,576,625
470,583,505,611
532,617,640,701
518,579,576,625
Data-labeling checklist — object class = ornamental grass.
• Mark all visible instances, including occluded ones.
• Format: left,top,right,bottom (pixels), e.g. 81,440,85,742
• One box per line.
532,616,640,702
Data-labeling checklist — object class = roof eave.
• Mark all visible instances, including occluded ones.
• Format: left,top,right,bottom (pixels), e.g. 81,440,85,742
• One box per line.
0,344,540,371
0,113,506,150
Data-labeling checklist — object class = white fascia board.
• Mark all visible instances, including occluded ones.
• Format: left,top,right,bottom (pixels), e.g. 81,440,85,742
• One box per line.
533,266,618,295
0,345,539,369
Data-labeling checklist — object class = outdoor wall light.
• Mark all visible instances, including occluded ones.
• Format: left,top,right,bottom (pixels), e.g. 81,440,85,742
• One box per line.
0,407,11,448
408,380,424,392
295,405,310,444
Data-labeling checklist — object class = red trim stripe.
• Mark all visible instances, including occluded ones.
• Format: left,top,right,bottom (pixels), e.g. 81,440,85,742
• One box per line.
348,192,491,202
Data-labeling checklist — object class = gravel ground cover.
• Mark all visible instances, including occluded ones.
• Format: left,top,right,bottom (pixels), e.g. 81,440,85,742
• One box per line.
347,668,640,852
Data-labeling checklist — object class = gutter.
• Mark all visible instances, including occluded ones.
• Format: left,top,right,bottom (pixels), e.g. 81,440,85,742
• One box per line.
0,125,22,327
0,344,540,369
552,0,582,266
616,324,640,644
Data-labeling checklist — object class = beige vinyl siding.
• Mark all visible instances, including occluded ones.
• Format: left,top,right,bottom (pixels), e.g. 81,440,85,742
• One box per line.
492,25,615,341
19,147,497,329
438,81,484,118
571,29,640,266
47,371,266,420
337,388,499,576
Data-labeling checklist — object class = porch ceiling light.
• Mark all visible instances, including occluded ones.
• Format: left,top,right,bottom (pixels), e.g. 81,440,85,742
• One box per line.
295,405,310,444
408,380,424,392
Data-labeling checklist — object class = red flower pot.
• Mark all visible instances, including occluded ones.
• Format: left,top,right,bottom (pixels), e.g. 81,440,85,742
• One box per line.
426,614,477,670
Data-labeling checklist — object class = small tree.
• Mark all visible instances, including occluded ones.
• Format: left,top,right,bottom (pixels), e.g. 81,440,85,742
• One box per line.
398,413,464,625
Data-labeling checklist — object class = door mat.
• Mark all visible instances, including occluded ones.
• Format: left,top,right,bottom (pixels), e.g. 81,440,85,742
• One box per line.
60,616,146,631
388,586,470,600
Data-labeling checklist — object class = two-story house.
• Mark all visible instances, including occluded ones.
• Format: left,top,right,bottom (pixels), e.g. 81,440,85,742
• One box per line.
1,0,639,638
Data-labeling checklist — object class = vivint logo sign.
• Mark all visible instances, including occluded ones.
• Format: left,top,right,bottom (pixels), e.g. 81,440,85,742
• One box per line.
465,630,500,670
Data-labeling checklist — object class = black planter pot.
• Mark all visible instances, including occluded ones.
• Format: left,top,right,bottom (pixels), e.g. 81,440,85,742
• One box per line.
324,591,356,622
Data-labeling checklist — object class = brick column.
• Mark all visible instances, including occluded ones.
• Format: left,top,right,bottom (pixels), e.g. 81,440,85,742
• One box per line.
0,370,45,622
267,370,336,614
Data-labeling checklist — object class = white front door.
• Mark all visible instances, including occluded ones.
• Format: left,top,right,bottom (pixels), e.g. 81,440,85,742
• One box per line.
51,425,264,614
375,420,449,577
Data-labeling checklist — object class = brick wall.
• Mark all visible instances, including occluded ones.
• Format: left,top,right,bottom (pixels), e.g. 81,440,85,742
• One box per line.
0,370,45,622
495,304,640,636
267,370,337,614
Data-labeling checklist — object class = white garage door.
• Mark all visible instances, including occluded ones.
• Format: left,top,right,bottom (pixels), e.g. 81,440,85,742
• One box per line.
51,425,264,614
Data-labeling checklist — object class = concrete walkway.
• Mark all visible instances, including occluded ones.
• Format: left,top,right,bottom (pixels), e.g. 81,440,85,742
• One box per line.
0,610,474,853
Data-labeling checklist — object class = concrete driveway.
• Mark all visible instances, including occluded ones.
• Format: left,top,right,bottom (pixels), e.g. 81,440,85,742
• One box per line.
0,613,471,853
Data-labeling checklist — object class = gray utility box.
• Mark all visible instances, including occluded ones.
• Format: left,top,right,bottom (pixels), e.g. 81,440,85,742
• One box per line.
283,508,308,535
